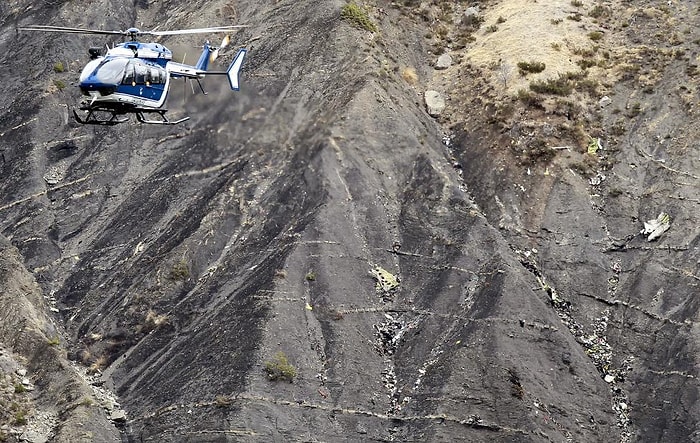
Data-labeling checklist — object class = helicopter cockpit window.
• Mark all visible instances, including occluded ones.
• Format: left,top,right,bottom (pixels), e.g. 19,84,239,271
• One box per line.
122,61,165,85
92,58,129,84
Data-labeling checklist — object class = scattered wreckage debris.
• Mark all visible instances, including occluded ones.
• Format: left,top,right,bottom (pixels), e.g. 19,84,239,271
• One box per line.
514,248,634,441
370,265,400,300
641,212,671,241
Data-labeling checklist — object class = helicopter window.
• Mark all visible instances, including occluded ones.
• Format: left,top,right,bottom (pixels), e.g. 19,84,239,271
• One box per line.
134,64,148,85
149,68,162,84
122,65,135,85
92,58,129,84
79,59,102,83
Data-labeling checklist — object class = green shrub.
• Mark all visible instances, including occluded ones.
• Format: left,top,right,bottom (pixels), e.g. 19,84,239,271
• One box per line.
264,352,297,382
516,89,541,107
170,259,190,280
341,3,378,32
305,271,316,281
53,61,64,73
13,410,27,426
589,5,610,18
14,384,26,394
517,60,546,75
53,80,66,91
588,31,604,41
529,75,574,96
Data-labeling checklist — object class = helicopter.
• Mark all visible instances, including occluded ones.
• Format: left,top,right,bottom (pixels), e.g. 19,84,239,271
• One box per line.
18,25,248,125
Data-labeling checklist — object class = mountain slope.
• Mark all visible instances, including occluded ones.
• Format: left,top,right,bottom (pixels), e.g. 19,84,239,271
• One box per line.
0,0,697,442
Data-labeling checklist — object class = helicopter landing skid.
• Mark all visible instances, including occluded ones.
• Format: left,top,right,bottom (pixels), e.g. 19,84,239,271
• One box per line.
73,108,129,126
134,109,190,125
73,106,189,126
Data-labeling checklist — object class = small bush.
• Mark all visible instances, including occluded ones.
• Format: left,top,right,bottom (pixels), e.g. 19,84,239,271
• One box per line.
589,5,610,18
521,138,556,165
14,384,26,394
53,61,65,73
588,31,604,41
305,271,316,281
341,3,378,32
264,352,297,382
529,75,574,96
47,336,60,346
170,259,190,280
571,0,583,6
516,89,541,107
517,61,546,75
53,80,66,91
462,13,485,31
577,58,598,69
485,24,498,33
13,411,27,426
626,102,642,118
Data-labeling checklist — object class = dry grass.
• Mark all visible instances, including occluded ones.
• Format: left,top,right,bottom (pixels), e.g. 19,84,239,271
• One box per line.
465,0,594,93
401,67,418,85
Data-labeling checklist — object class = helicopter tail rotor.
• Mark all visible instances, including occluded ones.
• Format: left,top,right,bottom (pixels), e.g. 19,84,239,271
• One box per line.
210,35,231,63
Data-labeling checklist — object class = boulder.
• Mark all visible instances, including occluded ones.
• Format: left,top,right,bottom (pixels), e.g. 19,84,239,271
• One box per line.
435,53,453,70
425,90,446,116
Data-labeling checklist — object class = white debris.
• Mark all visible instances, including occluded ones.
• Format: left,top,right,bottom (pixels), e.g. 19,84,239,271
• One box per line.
641,212,671,241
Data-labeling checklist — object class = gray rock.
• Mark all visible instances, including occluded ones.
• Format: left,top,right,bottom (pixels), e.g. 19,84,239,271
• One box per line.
20,428,49,443
599,96,612,108
425,90,446,116
464,6,480,18
435,53,453,70
109,409,127,422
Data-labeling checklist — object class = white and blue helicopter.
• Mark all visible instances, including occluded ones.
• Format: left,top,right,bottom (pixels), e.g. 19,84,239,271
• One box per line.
19,25,247,125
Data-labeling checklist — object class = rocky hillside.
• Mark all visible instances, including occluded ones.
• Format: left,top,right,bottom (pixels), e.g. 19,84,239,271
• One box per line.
0,0,697,441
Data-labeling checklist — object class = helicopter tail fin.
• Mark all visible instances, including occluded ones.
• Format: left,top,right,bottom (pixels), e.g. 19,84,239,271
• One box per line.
225,49,246,91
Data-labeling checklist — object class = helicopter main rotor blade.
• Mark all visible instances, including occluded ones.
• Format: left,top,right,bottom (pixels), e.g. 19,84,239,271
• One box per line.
148,26,247,36
18,25,125,36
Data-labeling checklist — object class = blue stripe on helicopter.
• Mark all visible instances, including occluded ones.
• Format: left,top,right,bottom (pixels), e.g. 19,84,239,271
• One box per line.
116,84,166,101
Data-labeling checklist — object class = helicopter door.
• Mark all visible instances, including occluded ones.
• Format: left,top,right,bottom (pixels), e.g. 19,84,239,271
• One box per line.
122,64,136,86
120,60,166,102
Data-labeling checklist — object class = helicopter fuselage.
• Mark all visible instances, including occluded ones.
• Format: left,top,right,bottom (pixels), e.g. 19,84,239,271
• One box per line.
78,41,174,109
19,24,247,125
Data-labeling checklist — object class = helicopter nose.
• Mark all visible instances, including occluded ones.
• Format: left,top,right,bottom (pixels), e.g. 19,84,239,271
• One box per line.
79,80,117,96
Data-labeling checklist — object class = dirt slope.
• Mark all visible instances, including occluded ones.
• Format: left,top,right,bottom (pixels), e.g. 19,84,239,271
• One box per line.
0,0,697,442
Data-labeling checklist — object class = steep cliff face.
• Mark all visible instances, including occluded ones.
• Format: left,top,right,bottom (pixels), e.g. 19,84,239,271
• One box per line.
0,0,697,442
